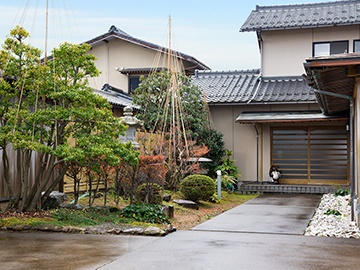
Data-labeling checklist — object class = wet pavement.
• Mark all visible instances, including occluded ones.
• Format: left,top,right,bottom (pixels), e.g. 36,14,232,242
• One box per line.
0,231,157,270
100,230,360,270
1,194,360,270
193,193,321,235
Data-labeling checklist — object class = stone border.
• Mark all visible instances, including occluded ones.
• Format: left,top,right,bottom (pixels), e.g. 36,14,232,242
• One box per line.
1,223,176,236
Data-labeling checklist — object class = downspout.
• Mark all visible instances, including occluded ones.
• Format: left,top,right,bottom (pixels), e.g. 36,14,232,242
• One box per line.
247,72,262,104
253,124,259,182
314,89,355,222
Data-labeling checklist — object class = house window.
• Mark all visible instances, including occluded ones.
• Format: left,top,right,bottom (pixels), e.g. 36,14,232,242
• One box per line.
354,40,360,52
313,41,348,57
129,76,140,94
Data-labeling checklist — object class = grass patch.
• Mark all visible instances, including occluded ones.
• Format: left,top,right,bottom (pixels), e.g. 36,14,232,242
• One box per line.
50,208,134,227
0,191,257,231
0,216,55,227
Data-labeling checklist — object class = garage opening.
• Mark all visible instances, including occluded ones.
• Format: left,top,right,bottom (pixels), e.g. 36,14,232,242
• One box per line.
271,127,349,185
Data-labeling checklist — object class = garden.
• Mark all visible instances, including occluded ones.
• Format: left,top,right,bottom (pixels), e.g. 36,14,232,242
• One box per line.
0,26,255,234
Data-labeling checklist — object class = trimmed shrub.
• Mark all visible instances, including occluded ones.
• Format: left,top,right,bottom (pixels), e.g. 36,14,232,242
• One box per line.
180,174,215,202
135,183,162,205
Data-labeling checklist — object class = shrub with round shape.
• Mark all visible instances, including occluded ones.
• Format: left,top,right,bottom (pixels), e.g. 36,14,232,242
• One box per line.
180,174,216,202
135,183,162,205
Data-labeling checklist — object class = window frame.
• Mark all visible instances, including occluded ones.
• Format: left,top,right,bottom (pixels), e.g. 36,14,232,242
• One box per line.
128,75,141,94
313,40,349,57
353,39,360,53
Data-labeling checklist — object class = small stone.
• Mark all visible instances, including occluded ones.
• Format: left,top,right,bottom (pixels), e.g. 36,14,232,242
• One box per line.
305,194,360,239
123,228,145,235
144,226,166,236
84,226,108,235
34,224,63,232
42,191,68,210
173,199,199,210
167,224,176,232
62,226,85,234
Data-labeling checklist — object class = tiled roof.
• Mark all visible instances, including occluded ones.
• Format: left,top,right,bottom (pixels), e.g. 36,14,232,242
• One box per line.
85,25,210,71
251,76,316,103
93,84,135,109
192,70,260,103
240,0,360,32
192,70,317,104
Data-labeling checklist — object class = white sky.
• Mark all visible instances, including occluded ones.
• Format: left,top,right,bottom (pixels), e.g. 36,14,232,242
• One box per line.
0,0,323,70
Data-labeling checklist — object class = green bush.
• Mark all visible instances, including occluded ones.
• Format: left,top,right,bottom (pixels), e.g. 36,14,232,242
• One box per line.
325,209,341,216
180,174,216,202
135,183,163,205
334,189,350,197
216,150,240,177
220,174,237,191
120,203,169,224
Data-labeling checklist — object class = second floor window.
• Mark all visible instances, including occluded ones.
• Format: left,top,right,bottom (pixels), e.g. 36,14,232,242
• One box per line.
354,40,360,52
313,41,348,57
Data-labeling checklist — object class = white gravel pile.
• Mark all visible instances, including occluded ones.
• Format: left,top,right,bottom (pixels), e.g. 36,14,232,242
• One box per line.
305,193,360,239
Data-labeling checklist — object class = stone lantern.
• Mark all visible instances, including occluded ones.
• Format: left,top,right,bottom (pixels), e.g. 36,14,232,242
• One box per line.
120,106,143,149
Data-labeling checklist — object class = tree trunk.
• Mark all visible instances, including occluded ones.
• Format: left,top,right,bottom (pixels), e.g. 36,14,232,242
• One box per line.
2,146,14,208
13,149,23,210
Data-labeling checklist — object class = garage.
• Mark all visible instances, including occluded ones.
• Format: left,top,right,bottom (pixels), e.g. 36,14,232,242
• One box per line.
272,127,349,185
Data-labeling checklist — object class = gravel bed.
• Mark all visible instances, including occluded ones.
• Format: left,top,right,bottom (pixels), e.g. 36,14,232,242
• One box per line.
305,193,360,239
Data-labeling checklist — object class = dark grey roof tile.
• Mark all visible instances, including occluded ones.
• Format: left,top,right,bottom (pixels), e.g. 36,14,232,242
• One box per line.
193,70,317,104
241,1,360,32
192,70,260,103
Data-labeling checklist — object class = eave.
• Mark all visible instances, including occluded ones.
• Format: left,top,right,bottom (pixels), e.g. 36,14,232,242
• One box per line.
304,53,360,115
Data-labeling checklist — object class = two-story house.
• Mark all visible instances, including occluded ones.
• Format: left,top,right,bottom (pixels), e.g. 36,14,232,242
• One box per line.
84,25,209,116
193,1,357,189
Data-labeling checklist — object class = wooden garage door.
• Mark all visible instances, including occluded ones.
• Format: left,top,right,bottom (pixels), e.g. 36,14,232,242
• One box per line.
271,127,349,185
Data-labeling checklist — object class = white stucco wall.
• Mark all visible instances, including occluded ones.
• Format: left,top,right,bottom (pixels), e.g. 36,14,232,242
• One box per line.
261,25,360,77
87,39,170,92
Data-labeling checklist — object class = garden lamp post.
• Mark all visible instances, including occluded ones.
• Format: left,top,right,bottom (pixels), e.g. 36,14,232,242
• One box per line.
217,170,222,200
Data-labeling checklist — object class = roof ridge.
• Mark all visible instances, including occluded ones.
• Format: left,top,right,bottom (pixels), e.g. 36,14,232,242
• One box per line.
101,83,129,96
261,75,305,80
241,0,360,32
194,69,260,77
256,0,358,11
85,26,210,71
108,25,130,36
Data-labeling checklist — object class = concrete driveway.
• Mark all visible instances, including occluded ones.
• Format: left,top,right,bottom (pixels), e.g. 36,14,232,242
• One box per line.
1,194,360,270
193,193,321,235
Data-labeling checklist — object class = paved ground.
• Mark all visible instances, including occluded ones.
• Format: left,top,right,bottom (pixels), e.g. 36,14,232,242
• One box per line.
1,194,360,270
0,231,156,270
193,193,321,235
